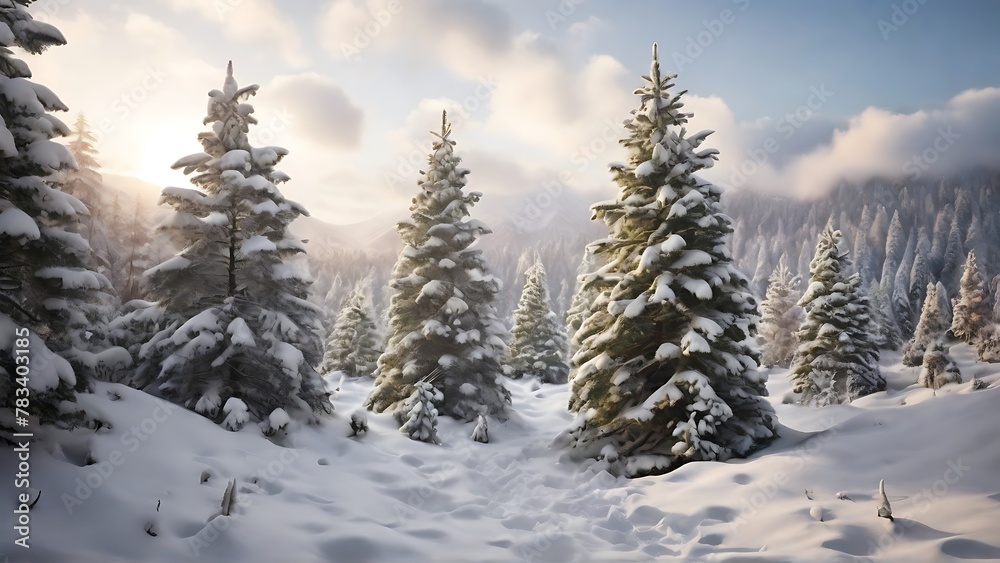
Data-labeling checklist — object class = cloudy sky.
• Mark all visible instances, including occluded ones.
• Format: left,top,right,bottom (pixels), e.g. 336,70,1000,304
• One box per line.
26,0,1000,225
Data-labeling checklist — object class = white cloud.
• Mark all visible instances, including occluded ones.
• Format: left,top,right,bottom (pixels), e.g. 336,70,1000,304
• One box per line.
168,0,308,67
696,87,1000,198
256,72,364,149
26,9,220,187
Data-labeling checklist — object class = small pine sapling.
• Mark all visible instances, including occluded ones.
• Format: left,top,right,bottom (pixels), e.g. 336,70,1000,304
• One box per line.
471,414,488,443
877,479,893,522
221,479,237,516
918,339,962,390
350,410,368,437
399,381,442,444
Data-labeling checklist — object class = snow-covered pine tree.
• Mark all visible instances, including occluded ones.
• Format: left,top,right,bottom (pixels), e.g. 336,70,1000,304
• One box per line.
868,206,889,268
751,245,770,298
471,413,488,443
951,250,990,344
929,204,953,274
565,248,599,355
892,230,917,339
917,339,961,389
509,257,569,383
993,274,1000,325
64,114,115,277
909,252,930,317
879,210,905,294
759,255,802,368
399,380,442,444
563,44,775,477
114,197,155,303
789,225,884,405
976,324,1000,363
939,219,964,294
319,275,383,377
134,62,331,426
869,280,903,350
853,206,874,286
0,6,108,441
902,281,951,367
366,111,511,422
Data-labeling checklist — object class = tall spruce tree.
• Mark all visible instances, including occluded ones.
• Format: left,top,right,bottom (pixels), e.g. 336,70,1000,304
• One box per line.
0,6,103,441
918,339,961,389
366,111,511,422
319,275,383,377
759,255,802,368
562,45,775,477
134,62,331,427
870,280,903,350
902,281,951,367
509,257,569,383
64,114,115,276
892,230,917,339
939,218,964,294
565,248,599,355
951,250,990,344
789,225,884,405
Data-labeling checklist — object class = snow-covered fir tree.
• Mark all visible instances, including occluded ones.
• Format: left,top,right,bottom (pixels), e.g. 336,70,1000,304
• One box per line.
319,275,383,377
869,280,903,350
399,380,442,444
789,225,884,405
134,62,331,426
879,210,905,295
917,339,961,389
367,111,511,422
509,257,569,383
976,324,1000,363
909,251,931,318
892,230,917,338
471,413,488,443
993,274,1000,324
0,6,106,440
64,113,115,278
939,219,965,294
759,255,802,368
902,281,952,367
951,251,990,344
562,45,775,477
112,197,155,303
565,248,599,355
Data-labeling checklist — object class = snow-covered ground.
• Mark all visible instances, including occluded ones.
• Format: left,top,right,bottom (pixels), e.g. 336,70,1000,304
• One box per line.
5,345,1000,562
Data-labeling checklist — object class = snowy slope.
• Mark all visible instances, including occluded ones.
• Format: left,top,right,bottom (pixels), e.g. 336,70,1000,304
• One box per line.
4,346,1000,562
